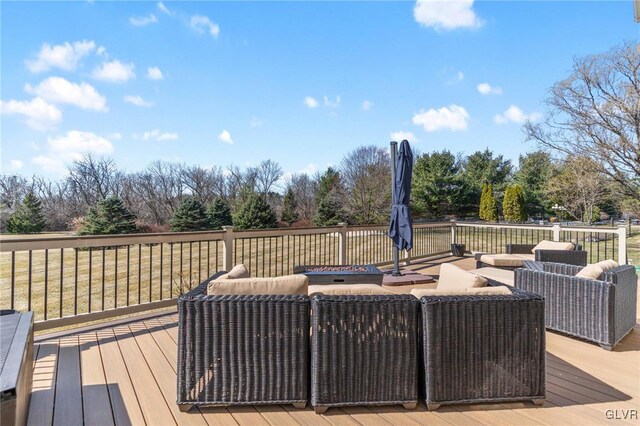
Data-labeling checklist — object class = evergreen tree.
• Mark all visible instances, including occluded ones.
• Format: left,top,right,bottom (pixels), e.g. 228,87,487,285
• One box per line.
78,196,137,235
6,192,46,234
233,193,277,230
281,188,299,223
206,197,233,230
314,196,347,226
479,182,488,220
503,184,528,222
480,184,498,222
170,198,209,232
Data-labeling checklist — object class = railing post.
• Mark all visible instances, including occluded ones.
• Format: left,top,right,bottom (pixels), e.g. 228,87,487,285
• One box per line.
552,223,561,242
451,221,457,244
617,226,627,265
222,226,234,271
338,222,348,265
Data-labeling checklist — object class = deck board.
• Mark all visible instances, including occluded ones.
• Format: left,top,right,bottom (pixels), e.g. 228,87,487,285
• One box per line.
26,256,640,425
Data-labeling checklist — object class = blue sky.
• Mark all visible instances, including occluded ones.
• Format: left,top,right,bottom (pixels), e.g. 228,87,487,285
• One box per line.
1,1,638,180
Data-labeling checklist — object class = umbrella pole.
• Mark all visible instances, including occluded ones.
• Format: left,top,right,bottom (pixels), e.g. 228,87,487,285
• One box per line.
390,141,401,277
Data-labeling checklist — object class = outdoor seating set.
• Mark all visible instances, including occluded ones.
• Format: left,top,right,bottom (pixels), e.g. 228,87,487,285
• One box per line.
177,263,546,414
474,240,638,350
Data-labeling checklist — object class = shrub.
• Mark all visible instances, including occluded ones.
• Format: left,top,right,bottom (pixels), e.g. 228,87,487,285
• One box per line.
78,196,137,235
6,192,46,234
479,183,498,221
314,196,347,226
170,198,209,232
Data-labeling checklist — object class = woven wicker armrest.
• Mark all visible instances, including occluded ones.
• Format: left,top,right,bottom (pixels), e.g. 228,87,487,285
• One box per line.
310,294,420,412
535,249,587,266
538,262,584,276
177,293,310,408
506,244,536,254
419,289,545,409
178,271,227,300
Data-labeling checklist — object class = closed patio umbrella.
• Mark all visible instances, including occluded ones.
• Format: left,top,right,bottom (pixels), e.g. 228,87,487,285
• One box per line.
388,140,413,276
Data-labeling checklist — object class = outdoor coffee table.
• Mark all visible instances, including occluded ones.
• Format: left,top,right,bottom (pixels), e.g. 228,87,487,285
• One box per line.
294,265,383,285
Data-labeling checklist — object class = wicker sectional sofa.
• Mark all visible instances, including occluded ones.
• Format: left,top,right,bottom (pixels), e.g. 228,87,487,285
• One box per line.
515,262,637,350
177,269,547,413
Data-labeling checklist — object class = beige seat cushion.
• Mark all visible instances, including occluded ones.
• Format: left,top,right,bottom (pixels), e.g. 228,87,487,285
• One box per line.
575,264,604,280
595,259,618,271
514,254,535,261
468,267,514,287
411,286,511,298
531,240,574,253
309,284,392,296
480,254,527,268
207,274,308,295
215,264,250,280
437,263,488,290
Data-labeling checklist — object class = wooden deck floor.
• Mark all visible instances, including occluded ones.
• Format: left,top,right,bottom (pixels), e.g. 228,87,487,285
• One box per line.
29,256,640,426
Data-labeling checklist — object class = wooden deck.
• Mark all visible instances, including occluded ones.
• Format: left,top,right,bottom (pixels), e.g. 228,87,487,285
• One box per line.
28,256,640,425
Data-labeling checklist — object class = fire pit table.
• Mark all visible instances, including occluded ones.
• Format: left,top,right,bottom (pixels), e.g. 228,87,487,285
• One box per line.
294,265,383,285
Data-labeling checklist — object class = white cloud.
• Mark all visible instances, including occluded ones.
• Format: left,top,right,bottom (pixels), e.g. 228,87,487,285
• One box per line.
92,60,135,83
124,95,154,107
412,104,469,132
390,131,418,143
304,96,319,108
190,15,220,38
494,105,541,124
323,95,341,109
25,40,95,73
457,71,464,81
0,97,62,131
9,160,24,171
142,129,178,141
25,77,107,111
477,83,503,95
108,132,122,140
147,67,164,80
49,130,113,154
250,116,264,128
34,131,115,174
299,163,318,175
157,2,173,15
362,100,373,111
218,130,233,144
414,0,483,31
129,14,158,26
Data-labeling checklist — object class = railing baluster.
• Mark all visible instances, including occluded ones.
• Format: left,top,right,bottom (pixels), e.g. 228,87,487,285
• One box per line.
138,244,142,305
101,247,106,311
126,245,130,306
44,249,48,320
10,252,15,310
160,243,163,300
149,244,153,301
88,248,92,313
170,243,174,298
60,248,64,318
28,250,32,313
74,249,78,315
114,247,118,309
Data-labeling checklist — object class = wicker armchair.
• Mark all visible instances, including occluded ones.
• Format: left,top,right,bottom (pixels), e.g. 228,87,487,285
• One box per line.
515,262,637,350
177,272,310,411
310,294,420,413
419,287,546,410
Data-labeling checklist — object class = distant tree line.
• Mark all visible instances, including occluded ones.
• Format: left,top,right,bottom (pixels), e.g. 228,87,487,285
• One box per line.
2,42,637,234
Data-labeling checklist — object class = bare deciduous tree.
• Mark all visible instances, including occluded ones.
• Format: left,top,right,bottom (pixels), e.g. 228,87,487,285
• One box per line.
526,42,640,201
545,157,610,223
286,173,317,222
67,154,124,208
254,160,283,195
340,145,391,224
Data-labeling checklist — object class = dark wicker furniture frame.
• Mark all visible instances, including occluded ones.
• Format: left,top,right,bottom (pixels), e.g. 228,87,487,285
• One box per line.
475,243,586,270
419,287,546,410
310,294,420,414
515,262,637,350
177,272,310,411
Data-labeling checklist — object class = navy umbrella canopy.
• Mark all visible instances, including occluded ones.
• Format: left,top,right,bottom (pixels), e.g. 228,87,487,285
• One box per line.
388,140,413,274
